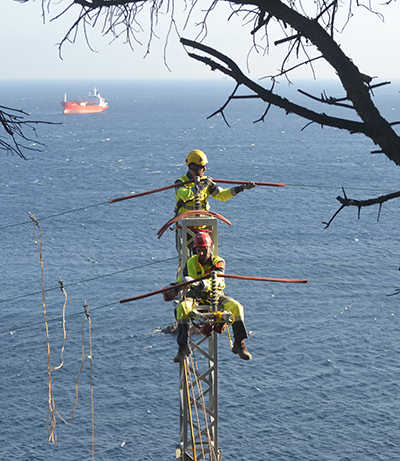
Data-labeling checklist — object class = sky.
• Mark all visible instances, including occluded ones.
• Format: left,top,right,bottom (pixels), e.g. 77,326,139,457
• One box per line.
1,0,400,81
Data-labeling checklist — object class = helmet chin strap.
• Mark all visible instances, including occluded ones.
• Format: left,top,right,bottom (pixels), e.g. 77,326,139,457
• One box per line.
194,164,206,176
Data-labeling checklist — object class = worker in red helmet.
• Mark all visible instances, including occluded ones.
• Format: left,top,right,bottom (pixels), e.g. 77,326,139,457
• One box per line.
174,149,256,216
164,231,252,363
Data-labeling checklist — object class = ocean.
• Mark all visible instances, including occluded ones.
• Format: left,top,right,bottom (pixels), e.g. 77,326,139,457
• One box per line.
1,78,400,460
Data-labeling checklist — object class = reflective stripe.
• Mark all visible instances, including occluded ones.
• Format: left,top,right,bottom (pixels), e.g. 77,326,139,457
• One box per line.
218,294,244,321
177,255,226,319
184,255,226,293
177,298,195,321
175,174,207,215
177,294,244,321
174,173,235,215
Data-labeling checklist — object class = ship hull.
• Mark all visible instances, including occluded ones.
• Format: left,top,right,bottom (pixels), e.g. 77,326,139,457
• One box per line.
61,101,109,114
61,88,109,114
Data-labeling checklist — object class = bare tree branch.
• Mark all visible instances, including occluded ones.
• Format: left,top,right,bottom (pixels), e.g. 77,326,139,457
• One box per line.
181,37,368,133
232,0,400,165
323,188,400,229
0,106,58,160
297,88,355,110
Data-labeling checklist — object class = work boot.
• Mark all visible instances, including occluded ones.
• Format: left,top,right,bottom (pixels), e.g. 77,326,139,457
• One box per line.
231,340,252,360
173,344,191,363
213,322,226,334
200,323,213,337
232,320,251,360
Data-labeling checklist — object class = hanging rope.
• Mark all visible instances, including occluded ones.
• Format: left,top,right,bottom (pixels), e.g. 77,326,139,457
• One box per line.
186,352,207,461
189,349,218,461
29,213,95,459
183,357,199,461
226,324,233,349
49,304,95,458
51,277,67,371
29,211,57,444
84,301,95,461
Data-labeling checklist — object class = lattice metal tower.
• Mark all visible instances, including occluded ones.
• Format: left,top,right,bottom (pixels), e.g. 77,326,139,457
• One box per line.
175,216,222,461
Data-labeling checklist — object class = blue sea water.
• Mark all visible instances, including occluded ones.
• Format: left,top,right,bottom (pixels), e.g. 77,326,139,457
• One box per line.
1,78,400,460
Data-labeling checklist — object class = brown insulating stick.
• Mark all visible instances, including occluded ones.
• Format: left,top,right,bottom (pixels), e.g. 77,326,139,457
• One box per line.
119,275,209,303
109,178,285,204
119,273,308,304
109,180,194,203
212,179,285,187
221,274,308,283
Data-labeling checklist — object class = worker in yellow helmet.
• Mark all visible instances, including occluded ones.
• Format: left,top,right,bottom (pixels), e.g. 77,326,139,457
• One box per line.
164,232,252,363
174,149,256,216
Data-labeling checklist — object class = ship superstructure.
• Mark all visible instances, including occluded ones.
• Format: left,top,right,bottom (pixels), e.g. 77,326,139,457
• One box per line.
61,88,109,114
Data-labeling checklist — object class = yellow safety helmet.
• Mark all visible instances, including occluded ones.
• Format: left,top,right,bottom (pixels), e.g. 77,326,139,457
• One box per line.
186,149,208,166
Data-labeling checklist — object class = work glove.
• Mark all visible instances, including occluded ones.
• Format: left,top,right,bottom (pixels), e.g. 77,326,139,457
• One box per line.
184,276,205,288
163,289,176,302
202,177,213,188
199,280,211,291
163,283,178,302
234,182,256,194
191,176,212,196
191,177,203,196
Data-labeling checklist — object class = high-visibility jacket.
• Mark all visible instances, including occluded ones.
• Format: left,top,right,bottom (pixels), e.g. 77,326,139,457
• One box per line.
174,173,237,216
178,254,226,296
176,254,245,323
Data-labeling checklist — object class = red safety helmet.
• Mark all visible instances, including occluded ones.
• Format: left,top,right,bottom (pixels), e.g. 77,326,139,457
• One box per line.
193,232,213,249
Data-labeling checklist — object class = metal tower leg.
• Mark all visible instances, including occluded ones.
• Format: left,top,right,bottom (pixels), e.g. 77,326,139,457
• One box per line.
177,331,221,461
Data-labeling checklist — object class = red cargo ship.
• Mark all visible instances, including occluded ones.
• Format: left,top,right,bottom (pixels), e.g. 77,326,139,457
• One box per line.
61,88,109,114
